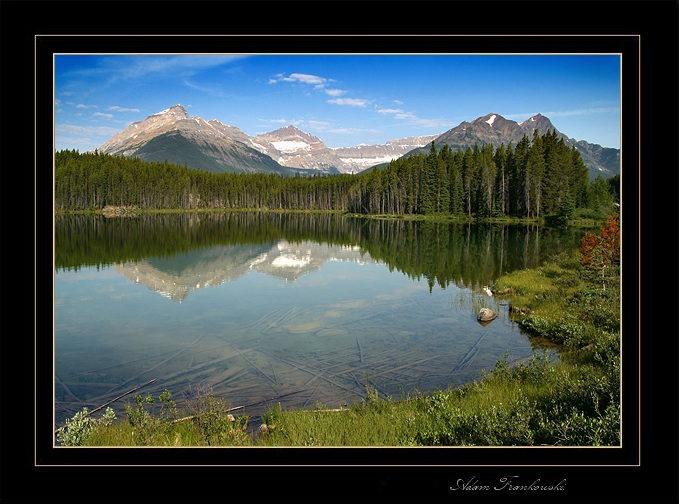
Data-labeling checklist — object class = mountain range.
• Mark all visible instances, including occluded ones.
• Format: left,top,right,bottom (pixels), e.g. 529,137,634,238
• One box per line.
97,104,619,179
403,113,620,179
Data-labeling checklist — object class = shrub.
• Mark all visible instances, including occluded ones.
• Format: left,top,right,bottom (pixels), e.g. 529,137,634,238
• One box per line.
57,407,117,446
184,384,250,445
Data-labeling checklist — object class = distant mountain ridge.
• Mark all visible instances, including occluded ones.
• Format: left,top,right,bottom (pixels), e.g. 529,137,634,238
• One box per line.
97,105,619,179
405,112,620,179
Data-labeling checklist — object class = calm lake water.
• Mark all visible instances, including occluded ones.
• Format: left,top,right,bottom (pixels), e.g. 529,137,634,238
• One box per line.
54,212,586,431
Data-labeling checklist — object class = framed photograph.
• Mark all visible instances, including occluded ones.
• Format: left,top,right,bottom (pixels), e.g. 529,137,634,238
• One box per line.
5,1,675,502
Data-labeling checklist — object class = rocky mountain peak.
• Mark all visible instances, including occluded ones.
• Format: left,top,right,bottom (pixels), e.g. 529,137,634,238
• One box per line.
473,112,504,126
154,104,189,119
520,113,555,133
268,125,323,143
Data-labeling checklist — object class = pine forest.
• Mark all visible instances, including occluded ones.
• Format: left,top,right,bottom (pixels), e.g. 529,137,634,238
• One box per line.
54,130,619,220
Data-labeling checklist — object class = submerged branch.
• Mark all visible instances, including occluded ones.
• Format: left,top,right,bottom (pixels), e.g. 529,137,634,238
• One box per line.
54,378,157,434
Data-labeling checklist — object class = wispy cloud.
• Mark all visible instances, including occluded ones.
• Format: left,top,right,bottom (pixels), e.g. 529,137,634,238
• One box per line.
506,106,620,121
59,55,246,99
93,112,113,120
182,78,225,97
269,72,331,86
269,72,354,99
326,126,380,136
57,124,121,136
546,106,620,118
328,98,369,107
377,106,453,130
324,88,345,97
107,106,140,113
100,55,245,81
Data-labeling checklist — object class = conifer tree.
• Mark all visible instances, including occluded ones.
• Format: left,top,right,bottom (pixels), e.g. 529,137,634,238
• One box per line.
526,130,546,218
511,135,530,217
494,143,508,216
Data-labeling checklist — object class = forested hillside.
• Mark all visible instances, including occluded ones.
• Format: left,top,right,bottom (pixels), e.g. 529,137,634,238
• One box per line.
55,130,619,219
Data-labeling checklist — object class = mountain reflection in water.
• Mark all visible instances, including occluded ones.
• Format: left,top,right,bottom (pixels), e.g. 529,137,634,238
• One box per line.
115,241,370,302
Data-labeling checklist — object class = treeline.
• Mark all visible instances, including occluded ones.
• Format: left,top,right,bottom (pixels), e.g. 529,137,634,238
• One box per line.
55,130,619,219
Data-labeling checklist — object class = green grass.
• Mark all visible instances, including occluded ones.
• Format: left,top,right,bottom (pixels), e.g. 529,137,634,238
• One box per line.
255,351,619,447
59,246,620,448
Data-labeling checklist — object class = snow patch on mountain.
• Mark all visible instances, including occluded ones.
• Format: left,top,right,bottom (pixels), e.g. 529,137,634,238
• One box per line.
272,140,312,153
339,155,402,168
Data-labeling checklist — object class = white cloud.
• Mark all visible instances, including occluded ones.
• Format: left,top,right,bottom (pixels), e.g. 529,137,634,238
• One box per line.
182,78,225,97
395,111,417,120
102,55,245,81
328,98,368,107
270,72,329,86
57,123,120,135
107,106,141,113
377,106,454,130
327,127,380,136
269,72,347,97
75,103,97,109
304,120,332,130
546,106,620,118
506,106,620,122
270,72,376,108
324,88,345,97
93,112,113,119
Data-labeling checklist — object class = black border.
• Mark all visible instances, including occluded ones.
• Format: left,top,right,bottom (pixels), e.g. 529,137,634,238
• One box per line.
3,1,676,502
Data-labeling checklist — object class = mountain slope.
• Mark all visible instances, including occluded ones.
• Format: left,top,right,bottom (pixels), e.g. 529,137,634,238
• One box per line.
98,104,292,174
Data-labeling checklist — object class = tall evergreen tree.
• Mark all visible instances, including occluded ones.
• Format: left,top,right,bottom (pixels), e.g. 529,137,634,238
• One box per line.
494,143,508,216
479,143,497,217
526,130,546,218
511,135,530,216
462,147,475,216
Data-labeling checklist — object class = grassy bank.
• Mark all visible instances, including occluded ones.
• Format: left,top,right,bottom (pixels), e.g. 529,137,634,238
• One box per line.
57,217,620,447
56,206,603,227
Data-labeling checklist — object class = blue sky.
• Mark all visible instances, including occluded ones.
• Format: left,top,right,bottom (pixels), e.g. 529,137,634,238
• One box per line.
55,54,621,152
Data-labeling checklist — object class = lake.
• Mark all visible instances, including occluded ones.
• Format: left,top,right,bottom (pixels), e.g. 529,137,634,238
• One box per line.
54,212,586,431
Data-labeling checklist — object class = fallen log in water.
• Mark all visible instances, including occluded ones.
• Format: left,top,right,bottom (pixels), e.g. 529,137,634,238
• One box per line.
168,389,305,425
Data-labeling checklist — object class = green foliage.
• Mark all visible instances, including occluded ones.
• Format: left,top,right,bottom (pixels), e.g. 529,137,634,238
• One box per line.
56,407,117,446
493,242,619,352
412,349,619,446
184,383,250,445
124,390,178,445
